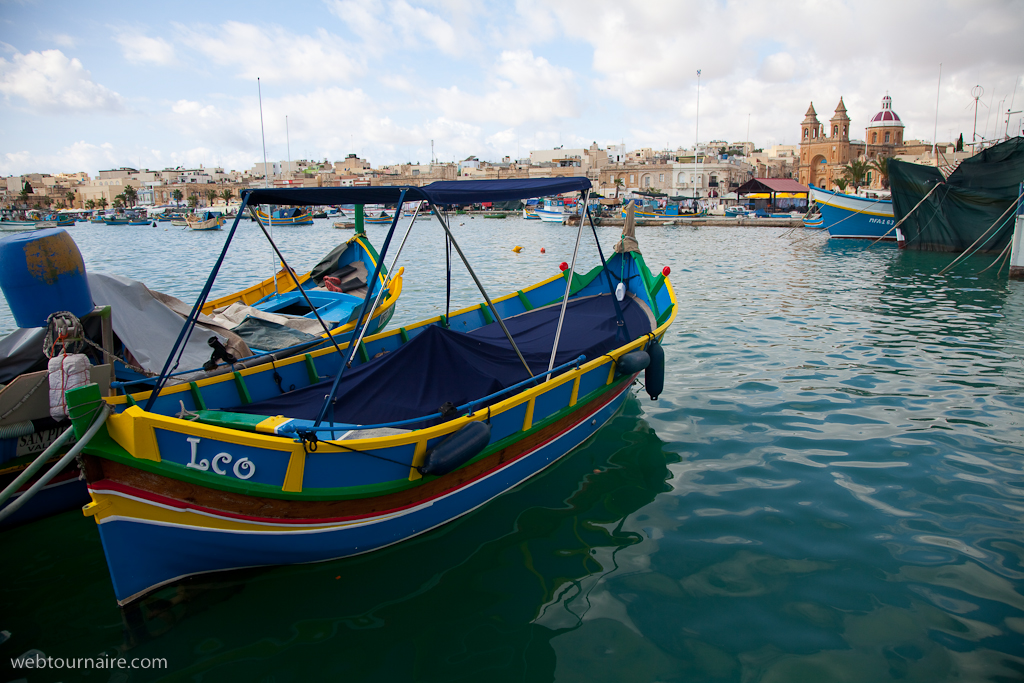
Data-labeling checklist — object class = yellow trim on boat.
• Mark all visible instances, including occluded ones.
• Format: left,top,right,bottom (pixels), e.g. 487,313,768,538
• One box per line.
102,276,678,466
408,439,428,481
282,449,306,492
256,415,293,435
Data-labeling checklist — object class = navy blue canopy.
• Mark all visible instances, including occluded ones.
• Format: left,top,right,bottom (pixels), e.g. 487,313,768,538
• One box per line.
240,177,591,208
233,294,650,428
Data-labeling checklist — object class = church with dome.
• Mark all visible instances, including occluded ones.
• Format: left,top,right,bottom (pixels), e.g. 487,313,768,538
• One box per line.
798,94,907,190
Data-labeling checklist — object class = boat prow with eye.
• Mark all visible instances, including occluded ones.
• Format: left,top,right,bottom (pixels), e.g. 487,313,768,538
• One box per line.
64,178,677,606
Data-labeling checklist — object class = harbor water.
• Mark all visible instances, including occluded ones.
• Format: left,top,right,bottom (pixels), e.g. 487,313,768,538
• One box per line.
2,217,1023,682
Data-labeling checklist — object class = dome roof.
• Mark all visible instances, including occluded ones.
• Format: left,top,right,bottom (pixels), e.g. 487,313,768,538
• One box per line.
868,94,904,126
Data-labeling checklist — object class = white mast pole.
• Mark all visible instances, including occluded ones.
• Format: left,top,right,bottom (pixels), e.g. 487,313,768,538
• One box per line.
932,63,941,165
695,69,701,201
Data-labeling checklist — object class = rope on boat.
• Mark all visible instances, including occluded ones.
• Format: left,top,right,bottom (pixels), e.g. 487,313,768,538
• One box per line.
866,181,945,248
0,401,110,523
937,187,1024,275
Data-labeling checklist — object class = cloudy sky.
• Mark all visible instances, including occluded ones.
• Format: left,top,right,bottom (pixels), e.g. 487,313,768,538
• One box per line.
1,0,1021,176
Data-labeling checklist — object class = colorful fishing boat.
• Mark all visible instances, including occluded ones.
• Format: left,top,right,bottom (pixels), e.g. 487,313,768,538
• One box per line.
535,198,567,223
364,212,393,224
62,178,675,605
185,211,225,231
620,198,706,219
255,207,314,226
889,136,1024,253
808,185,895,240
0,226,403,527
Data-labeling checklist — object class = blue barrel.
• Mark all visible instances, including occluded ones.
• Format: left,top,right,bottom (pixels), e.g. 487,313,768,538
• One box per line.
0,228,93,328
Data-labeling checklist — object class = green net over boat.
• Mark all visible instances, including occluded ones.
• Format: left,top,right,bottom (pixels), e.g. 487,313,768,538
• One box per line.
889,136,1024,254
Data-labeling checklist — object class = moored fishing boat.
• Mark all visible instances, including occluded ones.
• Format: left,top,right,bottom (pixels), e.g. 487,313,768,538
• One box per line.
535,197,567,223
63,178,675,605
364,212,393,224
255,207,314,226
889,136,1024,253
185,211,225,231
808,184,895,240
0,223,403,527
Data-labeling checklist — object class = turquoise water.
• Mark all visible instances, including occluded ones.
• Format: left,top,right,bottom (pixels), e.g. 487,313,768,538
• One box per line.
2,218,1024,682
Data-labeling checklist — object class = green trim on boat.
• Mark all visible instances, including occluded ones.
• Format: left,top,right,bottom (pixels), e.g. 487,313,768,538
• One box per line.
189,382,207,411
233,371,252,405
304,354,319,384
516,290,534,310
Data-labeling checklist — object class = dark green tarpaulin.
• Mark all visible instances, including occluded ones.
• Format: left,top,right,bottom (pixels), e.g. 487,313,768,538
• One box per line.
889,137,1024,254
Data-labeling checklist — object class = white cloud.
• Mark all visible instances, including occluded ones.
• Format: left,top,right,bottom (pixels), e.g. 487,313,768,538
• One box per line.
758,53,796,83
434,50,579,126
0,141,120,176
329,0,466,55
53,34,76,48
115,33,175,65
0,49,125,112
175,21,364,83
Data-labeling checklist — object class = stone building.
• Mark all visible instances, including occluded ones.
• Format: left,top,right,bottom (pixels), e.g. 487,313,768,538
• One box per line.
797,99,860,189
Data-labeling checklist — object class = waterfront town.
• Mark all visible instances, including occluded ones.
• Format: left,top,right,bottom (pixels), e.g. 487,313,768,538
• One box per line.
0,95,980,214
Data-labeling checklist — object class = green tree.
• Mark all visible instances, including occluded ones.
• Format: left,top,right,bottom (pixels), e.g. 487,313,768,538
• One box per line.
112,196,124,209
65,191,76,208
220,188,233,205
85,199,96,210
956,133,964,152
98,197,108,210
869,157,893,189
841,159,871,193
187,193,199,209
613,178,624,199
18,186,30,207
205,189,218,206
172,189,183,206
41,196,52,208
122,185,138,208
833,177,849,192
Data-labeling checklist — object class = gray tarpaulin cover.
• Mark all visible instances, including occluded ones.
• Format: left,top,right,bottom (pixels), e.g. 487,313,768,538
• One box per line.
87,273,249,379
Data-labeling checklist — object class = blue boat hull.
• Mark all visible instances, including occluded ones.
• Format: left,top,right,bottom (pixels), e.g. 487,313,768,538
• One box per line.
819,202,895,239
91,380,634,603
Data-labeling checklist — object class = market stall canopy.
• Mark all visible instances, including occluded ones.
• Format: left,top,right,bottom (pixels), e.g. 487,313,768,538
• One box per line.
735,178,809,196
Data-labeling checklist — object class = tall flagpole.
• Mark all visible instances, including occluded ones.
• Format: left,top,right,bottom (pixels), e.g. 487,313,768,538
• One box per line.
694,69,701,201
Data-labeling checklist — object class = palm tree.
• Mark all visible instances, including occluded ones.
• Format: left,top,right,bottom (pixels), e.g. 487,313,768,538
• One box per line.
113,196,124,209
122,185,138,208
187,194,199,209
220,188,233,205
65,191,76,208
85,199,95,210
98,197,108,210
869,157,892,189
613,178,624,199
841,159,871,193
833,178,849,192
172,189,183,206
205,189,218,207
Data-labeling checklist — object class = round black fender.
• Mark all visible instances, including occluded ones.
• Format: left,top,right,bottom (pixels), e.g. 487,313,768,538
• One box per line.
421,421,492,476
645,339,665,400
616,349,650,376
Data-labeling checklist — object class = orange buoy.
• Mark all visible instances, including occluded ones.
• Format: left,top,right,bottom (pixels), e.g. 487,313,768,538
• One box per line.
540,247,546,253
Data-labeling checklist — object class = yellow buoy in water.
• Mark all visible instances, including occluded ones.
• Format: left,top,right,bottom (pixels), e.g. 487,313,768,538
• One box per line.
512,245,523,253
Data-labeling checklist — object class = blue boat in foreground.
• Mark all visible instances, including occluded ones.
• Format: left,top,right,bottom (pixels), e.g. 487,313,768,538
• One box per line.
62,177,676,605
809,184,896,240
0,226,403,529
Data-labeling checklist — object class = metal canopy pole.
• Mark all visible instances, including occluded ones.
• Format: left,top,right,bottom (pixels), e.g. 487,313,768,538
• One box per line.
144,196,250,411
342,202,420,368
547,189,589,375
432,206,534,378
248,206,346,359
313,189,408,427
